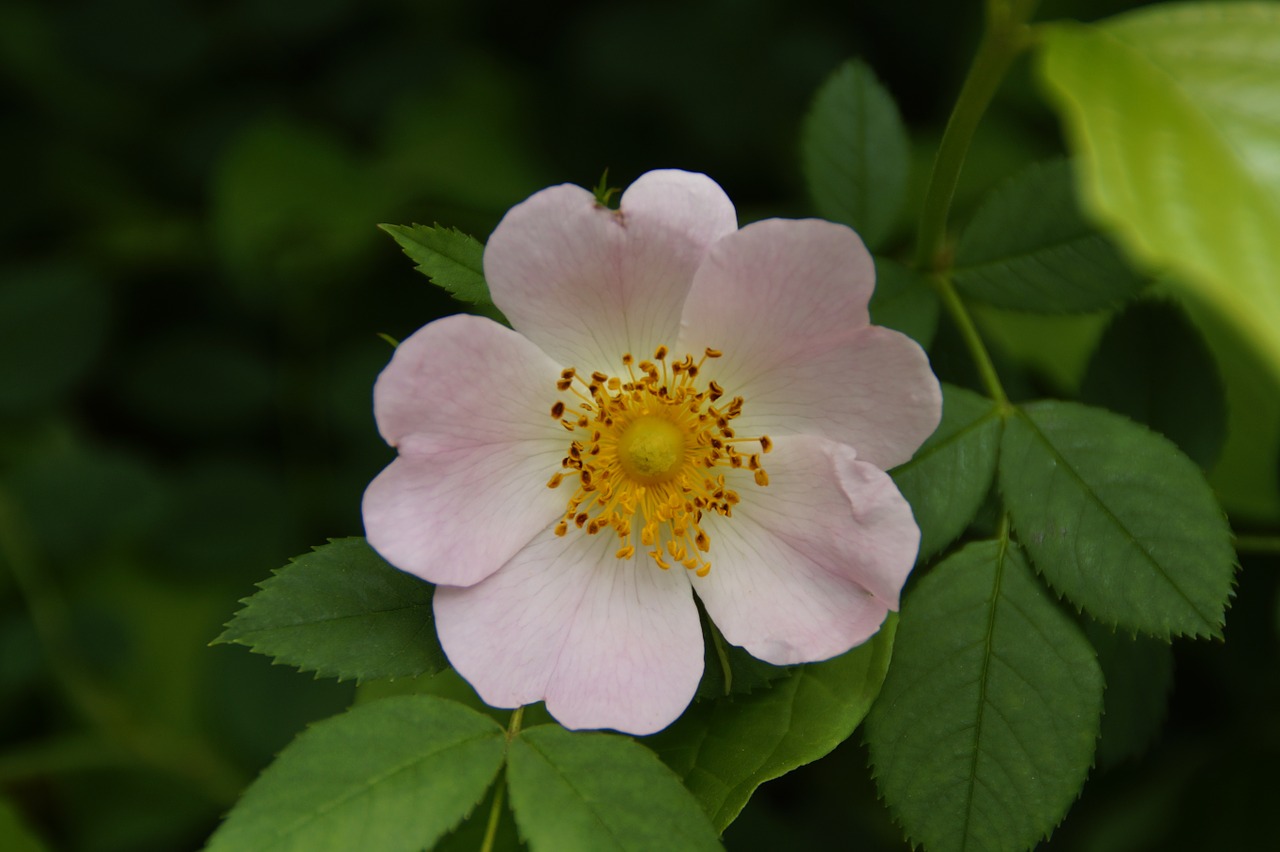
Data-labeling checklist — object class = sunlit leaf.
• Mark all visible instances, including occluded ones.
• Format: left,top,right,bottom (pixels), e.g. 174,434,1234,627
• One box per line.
1040,3,1280,379
1000,401,1236,639
867,540,1103,852
892,384,1002,560
649,617,895,831
507,725,721,852
953,158,1146,313
800,58,910,249
216,538,448,682
205,696,505,852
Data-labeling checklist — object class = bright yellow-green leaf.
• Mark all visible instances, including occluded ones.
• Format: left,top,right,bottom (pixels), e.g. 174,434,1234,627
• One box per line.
1039,3,1280,381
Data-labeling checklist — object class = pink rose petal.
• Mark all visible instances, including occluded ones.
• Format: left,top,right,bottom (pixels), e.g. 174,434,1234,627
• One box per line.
693,434,919,665
484,169,737,372
434,527,704,735
363,315,568,586
678,218,941,469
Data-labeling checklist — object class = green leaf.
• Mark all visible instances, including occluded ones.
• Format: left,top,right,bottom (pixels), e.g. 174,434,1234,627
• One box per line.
870,258,941,348
1085,620,1174,769
1039,4,1280,380
892,384,1002,561
206,695,505,852
1080,299,1227,469
800,58,910,249
648,617,896,832
694,631,790,701
216,538,449,682
1000,401,1236,638
379,223,505,320
0,799,48,852
867,539,1103,852
953,158,1147,313
506,725,721,852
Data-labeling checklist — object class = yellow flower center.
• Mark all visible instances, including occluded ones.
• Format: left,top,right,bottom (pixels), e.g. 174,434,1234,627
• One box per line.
546,346,772,577
617,416,684,484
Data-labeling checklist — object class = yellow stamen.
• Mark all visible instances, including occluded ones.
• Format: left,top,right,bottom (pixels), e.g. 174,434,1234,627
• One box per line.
548,345,771,577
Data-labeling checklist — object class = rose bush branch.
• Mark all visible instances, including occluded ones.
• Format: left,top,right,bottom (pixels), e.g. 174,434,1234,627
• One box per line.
914,0,1039,407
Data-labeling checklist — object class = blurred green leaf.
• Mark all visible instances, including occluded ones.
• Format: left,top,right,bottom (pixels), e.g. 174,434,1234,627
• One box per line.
211,119,388,303
62,770,220,852
1080,299,1227,470
870,258,941,348
507,725,721,852
1086,620,1174,769
120,330,275,436
800,58,910,250
1039,4,1280,379
953,158,1147,312
867,539,1103,852
153,459,301,584
6,446,165,564
216,538,448,682
378,224,504,320
0,263,109,415
649,616,896,832
1000,401,1236,639
892,384,1001,561
0,798,48,852
205,695,505,852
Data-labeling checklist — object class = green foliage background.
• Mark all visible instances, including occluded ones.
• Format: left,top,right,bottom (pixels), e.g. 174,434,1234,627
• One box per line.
1,0,1277,849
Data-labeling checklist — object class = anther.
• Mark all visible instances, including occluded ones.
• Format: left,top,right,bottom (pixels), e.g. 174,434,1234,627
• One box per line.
759,435,773,453
547,472,564,488
754,469,770,486
654,345,669,360
550,401,565,419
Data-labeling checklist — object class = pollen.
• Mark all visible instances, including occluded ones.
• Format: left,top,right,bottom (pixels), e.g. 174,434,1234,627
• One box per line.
547,345,771,577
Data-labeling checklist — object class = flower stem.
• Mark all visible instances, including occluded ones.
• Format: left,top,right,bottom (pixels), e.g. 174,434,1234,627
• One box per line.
479,776,507,852
914,0,1040,271
912,0,1037,409
480,707,526,852
933,275,1011,409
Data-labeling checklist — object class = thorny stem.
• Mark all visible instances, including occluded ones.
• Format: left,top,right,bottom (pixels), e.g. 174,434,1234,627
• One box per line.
480,707,526,852
914,0,1039,409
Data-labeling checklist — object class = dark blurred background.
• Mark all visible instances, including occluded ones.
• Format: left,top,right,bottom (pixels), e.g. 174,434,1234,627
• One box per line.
3,0,1275,850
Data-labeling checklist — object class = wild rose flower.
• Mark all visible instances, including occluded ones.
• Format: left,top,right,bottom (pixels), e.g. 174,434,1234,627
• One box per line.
363,170,941,735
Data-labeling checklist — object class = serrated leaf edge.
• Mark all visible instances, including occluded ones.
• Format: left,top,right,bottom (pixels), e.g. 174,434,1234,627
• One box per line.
1004,405,1234,640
